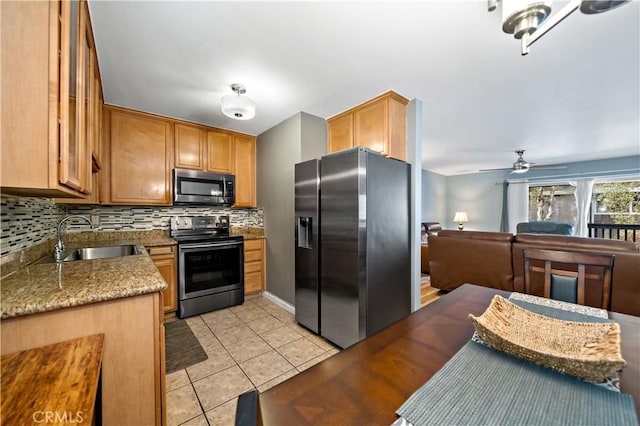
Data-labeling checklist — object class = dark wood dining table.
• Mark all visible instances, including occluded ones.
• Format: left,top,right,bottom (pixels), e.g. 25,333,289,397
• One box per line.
258,284,640,425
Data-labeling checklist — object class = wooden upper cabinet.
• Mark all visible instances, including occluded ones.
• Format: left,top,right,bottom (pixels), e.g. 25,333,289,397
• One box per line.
105,108,174,205
207,130,235,174
234,135,256,208
175,123,206,170
1,0,98,197
327,91,408,161
174,127,236,174
327,113,353,154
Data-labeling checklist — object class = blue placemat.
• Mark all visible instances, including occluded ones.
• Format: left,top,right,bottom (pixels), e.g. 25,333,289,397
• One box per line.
396,341,638,426
395,294,638,426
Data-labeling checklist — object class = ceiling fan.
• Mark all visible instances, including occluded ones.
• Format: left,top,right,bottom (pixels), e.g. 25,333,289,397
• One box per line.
480,150,568,174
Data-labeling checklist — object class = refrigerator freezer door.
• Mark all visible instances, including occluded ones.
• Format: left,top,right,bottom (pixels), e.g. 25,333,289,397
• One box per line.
294,159,320,333
320,149,365,348
320,147,411,349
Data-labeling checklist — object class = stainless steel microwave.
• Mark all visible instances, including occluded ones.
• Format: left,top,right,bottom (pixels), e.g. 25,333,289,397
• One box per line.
173,168,235,206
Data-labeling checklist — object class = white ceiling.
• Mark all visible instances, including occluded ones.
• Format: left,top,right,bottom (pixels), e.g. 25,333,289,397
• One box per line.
88,1,640,176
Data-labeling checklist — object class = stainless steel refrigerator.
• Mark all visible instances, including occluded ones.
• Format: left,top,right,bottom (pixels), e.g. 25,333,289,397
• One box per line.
295,147,411,348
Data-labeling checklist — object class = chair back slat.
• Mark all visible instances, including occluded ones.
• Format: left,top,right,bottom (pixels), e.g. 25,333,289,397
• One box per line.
522,248,615,310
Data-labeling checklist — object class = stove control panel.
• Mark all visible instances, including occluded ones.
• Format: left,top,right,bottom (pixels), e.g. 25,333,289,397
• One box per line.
171,215,230,231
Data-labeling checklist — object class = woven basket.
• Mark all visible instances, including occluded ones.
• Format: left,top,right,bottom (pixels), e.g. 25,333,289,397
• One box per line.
469,295,626,382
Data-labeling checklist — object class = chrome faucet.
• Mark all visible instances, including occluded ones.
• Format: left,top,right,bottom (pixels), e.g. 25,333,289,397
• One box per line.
54,215,93,263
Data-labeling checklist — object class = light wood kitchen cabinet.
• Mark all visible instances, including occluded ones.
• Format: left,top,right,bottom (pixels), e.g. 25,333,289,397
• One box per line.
244,239,265,295
1,292,166,426
148,245,178,315
103,107,174,205
174,126,245,175
57,52,104,205
1,0,100,198
175,123,207,171
206,130,235,174
234,135,257,207
327,91,408,161
327,113,353,154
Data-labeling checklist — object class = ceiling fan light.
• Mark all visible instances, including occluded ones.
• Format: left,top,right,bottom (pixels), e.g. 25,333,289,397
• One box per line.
580,0,630,14
221,84,256,120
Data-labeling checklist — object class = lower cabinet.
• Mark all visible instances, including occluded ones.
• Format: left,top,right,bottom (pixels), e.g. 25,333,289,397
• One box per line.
244,239,265,295
148,245,178,315
0,292,166,425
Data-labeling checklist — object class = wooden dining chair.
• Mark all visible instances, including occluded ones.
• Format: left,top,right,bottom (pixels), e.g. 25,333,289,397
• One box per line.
523,248,615,309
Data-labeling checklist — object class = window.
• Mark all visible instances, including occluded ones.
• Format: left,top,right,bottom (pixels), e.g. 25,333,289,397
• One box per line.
528,184,577,226
592,181,640,225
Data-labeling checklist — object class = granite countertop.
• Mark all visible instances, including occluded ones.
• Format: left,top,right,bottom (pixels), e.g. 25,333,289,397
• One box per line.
231,227,265,240
0,230,174,320
1,228,265,320
1,251,167,320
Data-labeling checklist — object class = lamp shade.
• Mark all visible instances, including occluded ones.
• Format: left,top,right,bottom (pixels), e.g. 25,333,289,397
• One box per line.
221,93,256,120
221,84,256,120
453,211,469,223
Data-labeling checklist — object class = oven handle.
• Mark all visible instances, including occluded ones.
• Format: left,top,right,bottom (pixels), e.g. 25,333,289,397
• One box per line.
180,241,243,250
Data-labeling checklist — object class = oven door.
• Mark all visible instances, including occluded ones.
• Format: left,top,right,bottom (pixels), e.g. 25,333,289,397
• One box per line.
178,239,244,300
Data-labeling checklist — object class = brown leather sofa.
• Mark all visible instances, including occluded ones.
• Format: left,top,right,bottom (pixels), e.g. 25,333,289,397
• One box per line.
429,230,515,292
421,222,442,274
429,230,640,316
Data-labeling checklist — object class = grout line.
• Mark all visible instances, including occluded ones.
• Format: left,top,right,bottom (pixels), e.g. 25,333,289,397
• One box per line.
168,296,341,425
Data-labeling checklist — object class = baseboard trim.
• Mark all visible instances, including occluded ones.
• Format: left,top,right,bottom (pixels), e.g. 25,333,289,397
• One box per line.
262,291,295,314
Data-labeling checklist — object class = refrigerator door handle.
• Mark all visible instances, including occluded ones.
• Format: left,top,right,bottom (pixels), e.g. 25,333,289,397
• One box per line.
296,216,313,249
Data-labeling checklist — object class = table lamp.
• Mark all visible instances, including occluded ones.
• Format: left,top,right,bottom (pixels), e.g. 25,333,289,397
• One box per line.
453,212,468,231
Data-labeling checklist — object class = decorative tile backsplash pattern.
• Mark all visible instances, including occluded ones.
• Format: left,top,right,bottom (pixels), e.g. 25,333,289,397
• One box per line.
65,205,264,231
1,195,66,256
1,194,263,256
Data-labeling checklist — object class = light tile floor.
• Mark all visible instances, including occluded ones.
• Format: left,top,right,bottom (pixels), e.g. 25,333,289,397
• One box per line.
165,295,340,426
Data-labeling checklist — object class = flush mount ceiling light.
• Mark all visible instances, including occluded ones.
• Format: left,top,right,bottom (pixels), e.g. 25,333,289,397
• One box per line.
221,84,256,120
488,0,630,55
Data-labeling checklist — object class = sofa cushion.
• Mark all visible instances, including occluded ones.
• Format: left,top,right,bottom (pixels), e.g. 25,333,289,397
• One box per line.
437,230,514,243
514,233,637,252
429,231,514,292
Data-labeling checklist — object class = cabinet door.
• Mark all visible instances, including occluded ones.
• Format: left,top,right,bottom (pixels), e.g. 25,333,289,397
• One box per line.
175,123,206,170
244,239,264,295
206,130,235,174
108,109,173,205
148,246,177,314
327,113,353,154
354,100,388,156
59,0,90,193
234,135,256,207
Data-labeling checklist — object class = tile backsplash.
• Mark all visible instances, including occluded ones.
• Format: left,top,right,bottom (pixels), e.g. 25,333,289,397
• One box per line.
1,194,263,256
1,195,65,256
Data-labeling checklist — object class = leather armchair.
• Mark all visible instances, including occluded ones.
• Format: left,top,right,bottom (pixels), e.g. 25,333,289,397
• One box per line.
421,222,442,274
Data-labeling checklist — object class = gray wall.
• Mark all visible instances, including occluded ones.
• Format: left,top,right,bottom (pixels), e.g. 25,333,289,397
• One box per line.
438,155,639,232
421,169,448,225
444,170,506,231
300,112,327,162
256,112,327,305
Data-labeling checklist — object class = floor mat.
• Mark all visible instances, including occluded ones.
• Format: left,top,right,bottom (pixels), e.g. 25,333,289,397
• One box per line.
165,320,208,374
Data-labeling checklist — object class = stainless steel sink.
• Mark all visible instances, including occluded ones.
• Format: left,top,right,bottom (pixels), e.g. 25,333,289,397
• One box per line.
37,245,141,264
62,245,141,261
